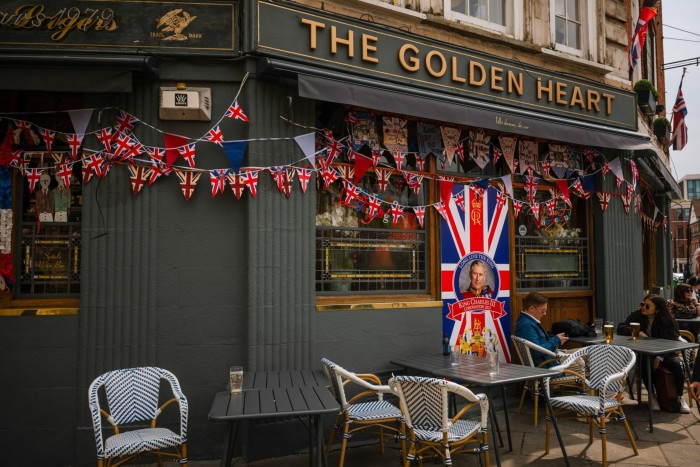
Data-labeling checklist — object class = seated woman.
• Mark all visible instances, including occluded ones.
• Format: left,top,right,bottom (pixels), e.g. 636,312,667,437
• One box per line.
669,283,700,338
618,294,689,413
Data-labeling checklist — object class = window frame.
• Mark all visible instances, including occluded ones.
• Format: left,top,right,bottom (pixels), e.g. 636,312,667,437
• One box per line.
444,0,523,39
550,0,596,60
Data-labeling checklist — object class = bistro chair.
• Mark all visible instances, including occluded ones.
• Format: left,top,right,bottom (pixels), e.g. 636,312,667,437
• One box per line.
679,330,698,408
388,375,489,467
322,358,405,467
510,335,584,426
88,367,188,467
543,345,638,467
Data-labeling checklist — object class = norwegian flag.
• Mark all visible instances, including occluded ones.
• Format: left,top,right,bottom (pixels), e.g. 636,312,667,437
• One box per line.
413,206,426,228
374,168,391,193
227,173,246,199
320,165,340,188
25,168,43,193
225,101,249,122
597,192,611,213
175,170,201,200
97,128,115,152
115,110,139,135
240,170,259,198
629,0,660,71
210,169,229,197
512,200,524,218
178,143,197,168
389,201,404,226
56,162,74,188
127,165,151,196
39,129,55,154
205,125,224,147
66,133,82,159
440,186,511,362
295,167,312,193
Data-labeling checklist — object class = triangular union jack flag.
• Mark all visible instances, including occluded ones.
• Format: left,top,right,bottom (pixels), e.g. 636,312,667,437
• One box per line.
205,125,224,147
597,192,611,213
280,168,295,198
337,164,354,182
146,146,165,167
530,202,541,220
412,206,426,228
453,191,465,211
66,133,82,159
269,166,286,192
25,168,43,193
434,201,449,221
148,161,172,186
362,194,383,223
39,129,55,154
115,110,139,135
227,172,246,199
375,168,391,193
320,165,340,188
175,170,201,201
97,127,115,152
389,201,404,226
127,165,151,196
225,101,249,122
178,143,197,168
340,181,362,208
9,150,24,171
295,167,312,193
56,162,74,188
82,154,103,183
496,190,507,208
240,170,259,198
210,169,229,197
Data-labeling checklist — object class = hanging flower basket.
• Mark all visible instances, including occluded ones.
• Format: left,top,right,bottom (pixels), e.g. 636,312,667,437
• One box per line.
653,117,671,145
633,80,659,116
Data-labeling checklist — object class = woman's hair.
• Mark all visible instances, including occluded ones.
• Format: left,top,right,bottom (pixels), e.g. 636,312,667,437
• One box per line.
674,283,693,303
646,294,678,333
688,276,700,287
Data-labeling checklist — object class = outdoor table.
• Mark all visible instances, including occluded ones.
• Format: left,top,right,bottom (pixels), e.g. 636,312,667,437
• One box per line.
208,369,339,467
568,335,699,432
676,316,700,327
391,353,569,467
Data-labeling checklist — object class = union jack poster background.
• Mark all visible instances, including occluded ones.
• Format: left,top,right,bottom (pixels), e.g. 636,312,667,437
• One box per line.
441,185,511,362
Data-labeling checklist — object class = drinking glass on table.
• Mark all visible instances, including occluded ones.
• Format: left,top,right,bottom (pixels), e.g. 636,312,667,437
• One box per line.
593,318,604,336
630,322,641,340
229,366,244,393
487,349,499,376
604,321,614,343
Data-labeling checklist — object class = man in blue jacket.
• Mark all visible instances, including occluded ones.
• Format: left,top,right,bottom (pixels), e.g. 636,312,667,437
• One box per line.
514,291,568,367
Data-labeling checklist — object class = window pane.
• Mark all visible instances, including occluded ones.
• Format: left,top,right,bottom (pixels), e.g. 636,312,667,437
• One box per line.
568,22,580,49
567,0,579,20
555,0,565,16
555,17,566,44
469,0,487,21
489,0,505,25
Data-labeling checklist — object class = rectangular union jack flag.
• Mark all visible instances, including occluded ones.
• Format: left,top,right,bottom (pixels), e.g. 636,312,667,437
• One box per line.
441,186,511,363
672,79,688,151
629,0,660,71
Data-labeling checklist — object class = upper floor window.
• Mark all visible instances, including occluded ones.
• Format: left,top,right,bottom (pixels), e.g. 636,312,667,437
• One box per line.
554,0,581,49
450,0,505,26
687,179,700,200
444,0,521,36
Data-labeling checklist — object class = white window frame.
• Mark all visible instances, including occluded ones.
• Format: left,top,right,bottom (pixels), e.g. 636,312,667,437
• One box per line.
444,0,523,39
550,0,596,61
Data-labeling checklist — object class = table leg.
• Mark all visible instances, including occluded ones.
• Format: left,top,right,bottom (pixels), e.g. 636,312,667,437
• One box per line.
221,420,239,467
637,358,642,406
489,404,502,467
488,388,504,448
501,385,512,452
539,379,570,467
646,355,654,433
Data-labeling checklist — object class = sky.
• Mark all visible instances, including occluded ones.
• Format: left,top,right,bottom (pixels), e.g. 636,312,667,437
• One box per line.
662,2,700,182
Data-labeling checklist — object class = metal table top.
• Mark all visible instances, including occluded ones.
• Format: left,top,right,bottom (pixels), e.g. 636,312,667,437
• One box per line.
568,335,698,355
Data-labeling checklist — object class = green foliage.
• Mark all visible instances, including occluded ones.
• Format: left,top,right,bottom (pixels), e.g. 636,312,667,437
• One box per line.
653,116,671,130
633,79,659,100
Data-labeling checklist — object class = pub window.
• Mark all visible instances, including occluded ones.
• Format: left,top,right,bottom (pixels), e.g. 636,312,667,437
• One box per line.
554,0,581,50
447,0,505,25
315,103,429,295
514,186,590,289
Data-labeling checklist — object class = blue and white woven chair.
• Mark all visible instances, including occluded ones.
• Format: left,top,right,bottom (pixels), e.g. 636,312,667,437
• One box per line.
543,345,638,467
388,375,489,467
322,358,405,467
511,335,584,426
679,330,698,408
88,367,188,467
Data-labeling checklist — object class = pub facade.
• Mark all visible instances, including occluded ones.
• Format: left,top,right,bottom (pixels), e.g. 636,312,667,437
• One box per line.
0,0,678,464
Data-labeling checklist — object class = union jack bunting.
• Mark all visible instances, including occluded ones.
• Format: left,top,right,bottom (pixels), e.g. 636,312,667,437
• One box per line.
454,192,465,211
363,194,383,222
178,144,197,168
56,163,74,188
413,206,426,227
512,199,524,218
496,190,507,208
441,186,511,362
114,110,139,135
539,160,551,178
629,0,660,71
340,181,361,208
629,160,638,187
148,162,171,186
415,155,425,172
39,129,55,154
227,173,246,199
295,167,312,193
434,201,449,221
111,134,132,160
25,168,43,193
491,146,502,165
320,165,340,188
269,166,286,192
375,168,391,192
583,148,598,165
371,150,382,167
622,192,631,214
225,101,249,122
9,150,23,171
210,169,229,197
83,154,105,182
392,151,405,169
205,125,224,146
66,133,83,159
146,147,165,166
240,170,259,198
389,201,404,226
672,79,689,151
128,165,151,196
175,170,201,201
97,127,115,152
337,164,354,182
281,167,295,198
601,161,610,178
530,202,541,220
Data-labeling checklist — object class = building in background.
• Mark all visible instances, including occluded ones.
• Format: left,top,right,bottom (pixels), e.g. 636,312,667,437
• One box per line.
0,0,679,464
670,174,700,275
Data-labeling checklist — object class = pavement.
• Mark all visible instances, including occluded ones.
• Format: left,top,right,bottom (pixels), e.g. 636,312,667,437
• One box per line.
150,392,700,467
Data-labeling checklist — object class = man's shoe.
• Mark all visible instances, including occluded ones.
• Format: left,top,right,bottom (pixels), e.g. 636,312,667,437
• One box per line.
680,397,691,414
650,396,660,411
